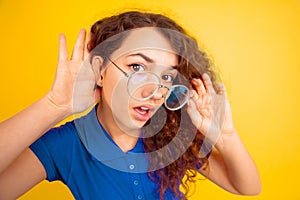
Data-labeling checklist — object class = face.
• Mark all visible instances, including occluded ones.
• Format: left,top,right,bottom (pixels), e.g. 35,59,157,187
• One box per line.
98,28,178,134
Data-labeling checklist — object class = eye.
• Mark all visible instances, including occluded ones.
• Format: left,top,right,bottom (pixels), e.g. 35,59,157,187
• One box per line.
129,64,145,72
161,74,174,83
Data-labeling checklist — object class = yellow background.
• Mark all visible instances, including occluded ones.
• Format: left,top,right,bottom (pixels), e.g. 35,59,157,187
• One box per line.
1,0,299,199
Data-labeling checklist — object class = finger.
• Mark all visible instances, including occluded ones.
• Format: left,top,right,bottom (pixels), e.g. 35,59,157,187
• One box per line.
216,82,227,96
192,78,206,95
187,98,197,114
58,34,68,62
189,89,199,100
71,29,87,60
202,73,216,94
84,26,92,60
190,89,205,109
203,94,212,106
187,98,201,125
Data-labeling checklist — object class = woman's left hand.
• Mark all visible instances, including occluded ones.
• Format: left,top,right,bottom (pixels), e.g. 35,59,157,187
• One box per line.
187,73,262,195
187,73,236,147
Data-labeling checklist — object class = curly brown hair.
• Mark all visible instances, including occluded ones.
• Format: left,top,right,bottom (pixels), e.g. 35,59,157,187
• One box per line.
87,11,217,200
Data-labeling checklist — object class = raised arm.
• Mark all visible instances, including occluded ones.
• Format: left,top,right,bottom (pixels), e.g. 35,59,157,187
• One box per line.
0,29,99,198
187,74,261,195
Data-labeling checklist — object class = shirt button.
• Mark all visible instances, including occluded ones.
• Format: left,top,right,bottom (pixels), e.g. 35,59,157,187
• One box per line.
129,164,135,170
133,180,139,185
137,194,143,199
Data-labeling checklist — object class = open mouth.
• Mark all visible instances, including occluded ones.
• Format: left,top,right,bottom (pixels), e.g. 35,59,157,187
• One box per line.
135,106,150,114
133,106,153,121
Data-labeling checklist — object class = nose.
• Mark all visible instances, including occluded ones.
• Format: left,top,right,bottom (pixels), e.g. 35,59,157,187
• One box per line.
150,85,169,100
139,84,158,99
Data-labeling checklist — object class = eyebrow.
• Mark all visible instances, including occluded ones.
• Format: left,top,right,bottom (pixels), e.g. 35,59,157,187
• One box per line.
126,53,155,63
126,53,178,70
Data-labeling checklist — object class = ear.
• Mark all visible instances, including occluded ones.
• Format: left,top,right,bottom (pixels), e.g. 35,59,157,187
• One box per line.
91,56,105,87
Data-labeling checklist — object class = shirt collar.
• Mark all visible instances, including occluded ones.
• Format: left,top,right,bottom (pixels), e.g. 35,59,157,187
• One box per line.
75,106,145,162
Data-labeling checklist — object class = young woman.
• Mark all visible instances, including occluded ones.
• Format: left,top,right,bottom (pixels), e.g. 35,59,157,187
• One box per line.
0,11,261,200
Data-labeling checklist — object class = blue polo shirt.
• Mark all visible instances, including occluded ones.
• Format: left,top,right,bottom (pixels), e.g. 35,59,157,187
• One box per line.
30,106,182,200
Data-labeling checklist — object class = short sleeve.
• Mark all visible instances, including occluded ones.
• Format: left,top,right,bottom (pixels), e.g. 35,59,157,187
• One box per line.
29,122,77,182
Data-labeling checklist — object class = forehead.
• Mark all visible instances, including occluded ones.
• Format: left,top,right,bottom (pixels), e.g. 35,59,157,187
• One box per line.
122,50,178,68
111,27,177,63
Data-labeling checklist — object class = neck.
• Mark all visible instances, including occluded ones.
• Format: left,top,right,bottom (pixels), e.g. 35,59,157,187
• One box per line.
96,102,140,153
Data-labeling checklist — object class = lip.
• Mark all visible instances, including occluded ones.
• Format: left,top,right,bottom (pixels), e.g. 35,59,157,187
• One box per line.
132,104,156,121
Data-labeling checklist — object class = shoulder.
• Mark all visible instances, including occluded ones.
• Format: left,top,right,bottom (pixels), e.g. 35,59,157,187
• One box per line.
39,121,78,146
35,106,99,151
30,120,82,164
29,120,87,181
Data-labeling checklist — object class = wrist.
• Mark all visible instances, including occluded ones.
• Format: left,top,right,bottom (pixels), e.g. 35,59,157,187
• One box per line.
43,92,72,119
214,130,239,151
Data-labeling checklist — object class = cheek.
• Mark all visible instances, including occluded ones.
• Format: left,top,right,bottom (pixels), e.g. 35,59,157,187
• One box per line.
102,68,123,95
102,73,130,107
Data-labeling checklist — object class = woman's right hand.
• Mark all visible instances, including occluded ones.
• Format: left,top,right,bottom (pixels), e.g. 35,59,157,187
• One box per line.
0,29,101,192
46,29,100,115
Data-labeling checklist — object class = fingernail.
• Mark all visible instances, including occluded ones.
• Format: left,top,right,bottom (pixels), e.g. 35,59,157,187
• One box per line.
192,78,198,83
189,92,194,98
203,73,210,79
